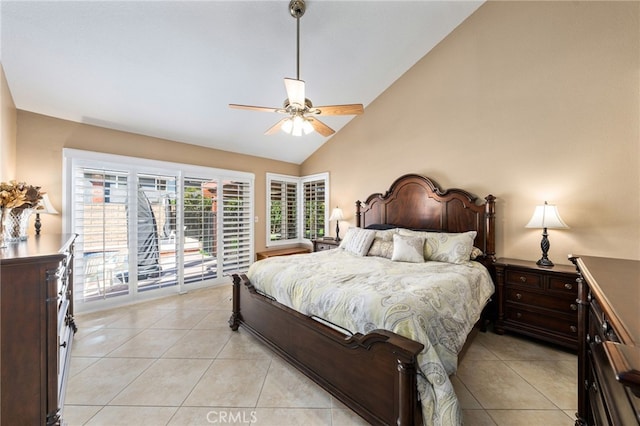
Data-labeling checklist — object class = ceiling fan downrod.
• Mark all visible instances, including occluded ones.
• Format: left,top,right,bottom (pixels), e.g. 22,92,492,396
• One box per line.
289,0,305,81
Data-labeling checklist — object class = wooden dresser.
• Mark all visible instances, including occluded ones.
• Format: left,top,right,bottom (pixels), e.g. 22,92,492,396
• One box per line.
570,255,640,425
1,234,77,425
494,258,579,350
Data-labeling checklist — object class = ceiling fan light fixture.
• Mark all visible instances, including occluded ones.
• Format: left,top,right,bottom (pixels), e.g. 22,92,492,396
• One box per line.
281,118,294,134
282,115,314,136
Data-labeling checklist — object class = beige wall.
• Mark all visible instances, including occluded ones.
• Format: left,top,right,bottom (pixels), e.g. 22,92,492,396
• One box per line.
11,2,640,264
302,1,640,264
16,111,300,252
1,64,17,181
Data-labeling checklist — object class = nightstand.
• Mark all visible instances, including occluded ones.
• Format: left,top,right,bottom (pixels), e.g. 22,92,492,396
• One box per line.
312,238,340,252
494,258,579,350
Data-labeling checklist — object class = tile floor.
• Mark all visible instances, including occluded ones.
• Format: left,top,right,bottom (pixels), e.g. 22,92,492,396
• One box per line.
64,285,577,425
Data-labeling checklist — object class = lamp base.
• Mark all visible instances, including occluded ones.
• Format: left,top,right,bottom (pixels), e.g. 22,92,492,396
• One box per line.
535,257,554,268
536,228,554,267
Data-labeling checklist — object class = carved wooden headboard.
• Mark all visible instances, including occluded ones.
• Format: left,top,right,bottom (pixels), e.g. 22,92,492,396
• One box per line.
355,174,496,262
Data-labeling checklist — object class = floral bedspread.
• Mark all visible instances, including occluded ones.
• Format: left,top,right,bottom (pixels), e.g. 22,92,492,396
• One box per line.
246,249,495,425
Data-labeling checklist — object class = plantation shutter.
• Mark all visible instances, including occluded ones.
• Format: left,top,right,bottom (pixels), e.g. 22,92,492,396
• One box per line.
71,167,131,302
269,179,298,241
182,178,217,284
221,180,252,274
303,178,326,240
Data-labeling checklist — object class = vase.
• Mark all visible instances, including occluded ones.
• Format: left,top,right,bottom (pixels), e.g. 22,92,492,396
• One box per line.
0,208,9,248
2,207,34,242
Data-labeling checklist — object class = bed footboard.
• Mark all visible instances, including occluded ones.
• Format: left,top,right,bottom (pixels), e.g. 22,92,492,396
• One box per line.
229,273,425,426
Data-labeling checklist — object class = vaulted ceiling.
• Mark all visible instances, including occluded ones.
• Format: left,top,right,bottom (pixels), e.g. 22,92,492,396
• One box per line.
1,1,483,164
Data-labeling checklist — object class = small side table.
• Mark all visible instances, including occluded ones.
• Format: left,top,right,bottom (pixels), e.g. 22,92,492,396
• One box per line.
312,238,341,252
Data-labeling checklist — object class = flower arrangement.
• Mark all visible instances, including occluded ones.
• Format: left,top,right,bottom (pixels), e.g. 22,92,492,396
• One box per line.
0,180,44,209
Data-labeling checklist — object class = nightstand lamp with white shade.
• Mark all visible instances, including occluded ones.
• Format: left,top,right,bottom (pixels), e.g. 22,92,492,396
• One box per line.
329,207,344,241
34,193,59,236
525,201,569,267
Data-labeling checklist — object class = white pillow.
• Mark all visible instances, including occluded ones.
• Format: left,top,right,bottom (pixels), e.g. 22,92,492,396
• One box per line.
391,234,425,263
339,228,376,256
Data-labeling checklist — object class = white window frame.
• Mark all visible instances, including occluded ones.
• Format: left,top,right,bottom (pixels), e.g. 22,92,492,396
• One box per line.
266,172,329,247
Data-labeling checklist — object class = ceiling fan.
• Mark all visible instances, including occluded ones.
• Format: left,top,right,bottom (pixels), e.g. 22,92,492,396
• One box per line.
229,0,364,137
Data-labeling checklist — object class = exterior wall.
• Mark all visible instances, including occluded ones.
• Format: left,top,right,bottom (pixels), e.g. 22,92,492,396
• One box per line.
15,111,300,253
302,1,640,263
1,64,17,181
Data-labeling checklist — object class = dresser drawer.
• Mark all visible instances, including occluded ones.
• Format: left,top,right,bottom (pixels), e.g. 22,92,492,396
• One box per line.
590,339,640,425
505,270,543,289
504,306,578,336
505,288,578,314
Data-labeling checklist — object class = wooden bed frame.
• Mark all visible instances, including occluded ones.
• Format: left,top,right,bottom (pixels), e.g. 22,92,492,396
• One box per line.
230,174,496,425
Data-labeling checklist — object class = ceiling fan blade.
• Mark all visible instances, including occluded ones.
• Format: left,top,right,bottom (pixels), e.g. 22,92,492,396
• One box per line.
308,117,335,137
284,78,305,107
229,104,282,113
312,104,364,116
264,117,289,135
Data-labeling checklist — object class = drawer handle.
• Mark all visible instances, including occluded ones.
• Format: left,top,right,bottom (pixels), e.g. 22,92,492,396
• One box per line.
564,283,573,290
594,335,602,344
586,334,591,343
570,325,577,333
519,276,527,283
515,293,522,300
570,303,577,311
516,312,522,319
602,321,610,334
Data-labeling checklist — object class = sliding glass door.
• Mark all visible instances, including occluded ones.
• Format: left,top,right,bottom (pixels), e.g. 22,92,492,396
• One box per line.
64,149,254,312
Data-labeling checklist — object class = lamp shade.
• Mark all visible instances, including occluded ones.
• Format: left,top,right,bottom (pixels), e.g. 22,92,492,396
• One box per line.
329,207,344,221
525,201,568,229
38,193,59,215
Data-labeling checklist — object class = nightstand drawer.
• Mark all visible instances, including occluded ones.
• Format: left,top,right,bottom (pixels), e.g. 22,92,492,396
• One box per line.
504,306,578,336
549,276,578,294
315,242,336,251
505,288,579,314
505,270,543,288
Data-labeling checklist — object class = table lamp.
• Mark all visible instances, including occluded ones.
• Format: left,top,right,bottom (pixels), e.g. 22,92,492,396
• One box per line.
329,207,344,241
35,193,59,236
525,201,568,267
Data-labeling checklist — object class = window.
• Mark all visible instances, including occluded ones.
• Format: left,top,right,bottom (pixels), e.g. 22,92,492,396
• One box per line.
266,172,329,246
64,149,254,311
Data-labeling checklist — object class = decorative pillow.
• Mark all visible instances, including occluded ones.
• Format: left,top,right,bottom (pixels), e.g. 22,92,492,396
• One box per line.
391,234,425,263
425,231,477,264
397,228,477,264
470,246,483,260
367,238,394,259
339,228,376,256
